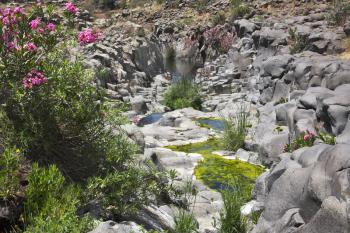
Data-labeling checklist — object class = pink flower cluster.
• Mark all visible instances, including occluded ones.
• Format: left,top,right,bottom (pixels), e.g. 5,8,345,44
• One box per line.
78,28,103,45
24,42,38,52
184,37,196,48
0,6,24,26
204,25,235,52
303,130,316,141
22,70,48,89
65,2,78,14
29,18,56,33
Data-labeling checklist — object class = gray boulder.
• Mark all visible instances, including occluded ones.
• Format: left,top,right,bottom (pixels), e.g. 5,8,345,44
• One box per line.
88,221,143,233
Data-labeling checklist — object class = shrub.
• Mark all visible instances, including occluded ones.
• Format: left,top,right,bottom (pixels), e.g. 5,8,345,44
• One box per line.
222,106,249,152
163,78,203,110
328,0,350,26
230,0,251,21
212,11,226,26
0,148,22,200
173,210,199,233
288,28,307,54
218,180,249,233
204,26,234,54
284,130,336,152
283,130,316,152
24,163,94,233
0,2,163,228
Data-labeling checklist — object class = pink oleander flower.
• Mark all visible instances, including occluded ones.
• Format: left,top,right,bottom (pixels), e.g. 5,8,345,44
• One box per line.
7,41,16,50
22,70,48,89
132,116,140,124
2,16,10,25
37,28,45,34
3,7,11,16
13,6,24,14
29,18,40,29
24,42,37,52
65,2,78,14
303,134,311,141
78,28,103,45
47,23,56,31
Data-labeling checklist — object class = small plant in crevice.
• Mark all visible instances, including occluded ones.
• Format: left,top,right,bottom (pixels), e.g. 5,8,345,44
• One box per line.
217,179,250,233
230,0,251,21
212,11,226,26
163,78,203,110
284,129,336,153
283,130,317,152
222,106,249,152
328,0,350,26
172,180,199,233
288,28,307,54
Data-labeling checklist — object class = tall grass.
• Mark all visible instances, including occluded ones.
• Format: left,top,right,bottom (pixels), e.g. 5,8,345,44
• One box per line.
173,210,199,233
163,78,202,110
222,106,249,152
218,180,250,233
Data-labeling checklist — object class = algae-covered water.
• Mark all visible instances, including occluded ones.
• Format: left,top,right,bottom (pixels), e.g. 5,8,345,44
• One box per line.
166,138,265,191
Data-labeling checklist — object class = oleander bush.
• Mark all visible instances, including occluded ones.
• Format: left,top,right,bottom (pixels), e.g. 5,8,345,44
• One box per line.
0,3,166,232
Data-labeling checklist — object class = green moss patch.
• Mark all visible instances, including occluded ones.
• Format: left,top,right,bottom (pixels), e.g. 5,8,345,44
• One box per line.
165,138,223,154
195,154,264,191
166,139,264,192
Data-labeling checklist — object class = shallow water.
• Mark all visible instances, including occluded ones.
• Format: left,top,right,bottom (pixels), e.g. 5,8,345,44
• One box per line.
138,113,163,126
164,56,201,80
198,118,226,131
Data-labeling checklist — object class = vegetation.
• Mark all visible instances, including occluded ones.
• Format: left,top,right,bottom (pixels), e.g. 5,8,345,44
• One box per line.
0,3,167,232
163,78,203,110
230,0,251,21
173,211,199,233
222,107,250,152
218,180,250,233
24,164,94,233
0,148,23,200
284,130,336,152
212,11,226,26
328,0,350,25
288,28,307,54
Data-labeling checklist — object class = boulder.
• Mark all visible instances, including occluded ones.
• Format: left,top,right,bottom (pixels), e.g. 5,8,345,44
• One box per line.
88,221,143,233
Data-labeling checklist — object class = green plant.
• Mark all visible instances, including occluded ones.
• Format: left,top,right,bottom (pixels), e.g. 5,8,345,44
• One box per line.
284,130,316,152
218,180,249,233
212,11,226,26
288,28,307,54
328,0,350,25
230,0,251,21
24,163,94,233
156,0,164,5
0,148,22,200
163,78,203,110
222,106,249,152
318,131,336,145
173,210,199,233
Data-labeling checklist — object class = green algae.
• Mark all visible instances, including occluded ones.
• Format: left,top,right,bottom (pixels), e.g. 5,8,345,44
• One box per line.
165,138,223,154
194,154,265,191
166,138,265,192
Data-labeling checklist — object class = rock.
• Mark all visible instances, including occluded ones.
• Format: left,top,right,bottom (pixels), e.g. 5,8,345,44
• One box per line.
234,19,259,37
299,87,334,109
261,55,294,79
88,221,143,233
131,205,175,231
336,115,350,144
130,96,149,114
252,144,350,233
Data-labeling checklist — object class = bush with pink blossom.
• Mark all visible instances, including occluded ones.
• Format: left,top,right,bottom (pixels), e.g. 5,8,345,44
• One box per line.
0,3,164,232
204,25,234,54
